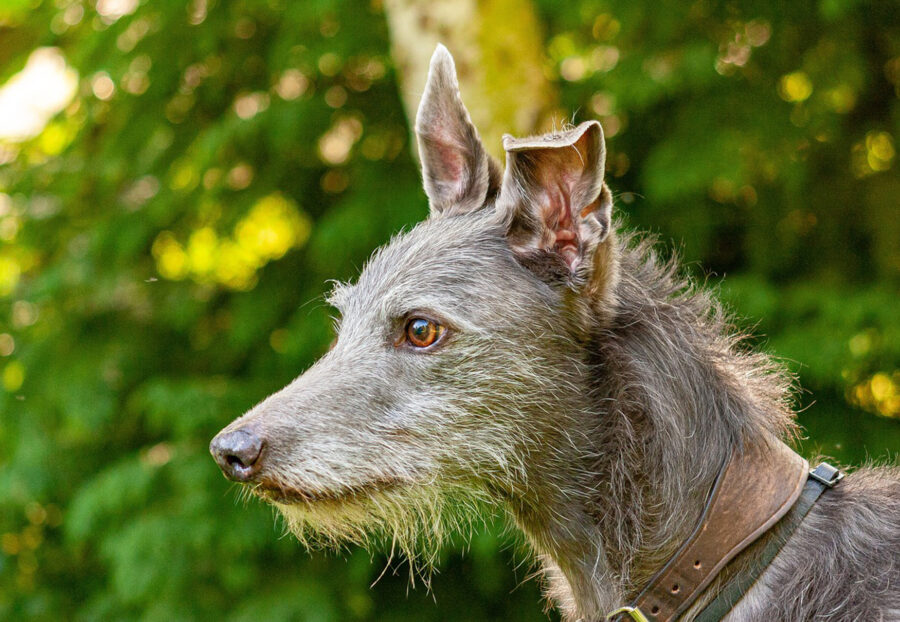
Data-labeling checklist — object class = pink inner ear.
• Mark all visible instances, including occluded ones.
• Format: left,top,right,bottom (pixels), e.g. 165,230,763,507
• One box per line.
424,131,467,201
435,141,464,186
541,178,581,270
509,126,601,272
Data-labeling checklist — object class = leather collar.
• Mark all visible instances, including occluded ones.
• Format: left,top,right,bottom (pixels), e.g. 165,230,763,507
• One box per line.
611,438,809,622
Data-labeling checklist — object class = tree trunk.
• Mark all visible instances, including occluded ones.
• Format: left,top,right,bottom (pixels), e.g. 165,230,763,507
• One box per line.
383,0,558,161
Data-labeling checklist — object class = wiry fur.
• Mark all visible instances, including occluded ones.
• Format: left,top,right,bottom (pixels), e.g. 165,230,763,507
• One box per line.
275,484,492,570
212,46,900,621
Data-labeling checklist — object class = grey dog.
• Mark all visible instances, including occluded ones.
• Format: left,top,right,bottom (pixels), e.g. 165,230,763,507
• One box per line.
211,45,900,621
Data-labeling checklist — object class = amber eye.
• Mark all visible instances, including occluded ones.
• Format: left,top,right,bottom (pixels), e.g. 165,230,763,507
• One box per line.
405,318,444,348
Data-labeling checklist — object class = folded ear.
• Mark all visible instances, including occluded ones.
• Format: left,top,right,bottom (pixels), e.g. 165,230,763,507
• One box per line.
415,45,501,218
499,120,613,280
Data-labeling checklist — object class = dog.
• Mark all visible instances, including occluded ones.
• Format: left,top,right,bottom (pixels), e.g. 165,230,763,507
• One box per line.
211,45,900,621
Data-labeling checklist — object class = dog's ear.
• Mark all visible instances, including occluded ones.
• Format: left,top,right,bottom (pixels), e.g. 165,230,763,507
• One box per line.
415,45,501,218
498,120,613,282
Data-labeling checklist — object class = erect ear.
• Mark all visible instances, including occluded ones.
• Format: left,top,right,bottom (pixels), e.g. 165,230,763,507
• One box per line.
499,120,613,280
415,44,501,218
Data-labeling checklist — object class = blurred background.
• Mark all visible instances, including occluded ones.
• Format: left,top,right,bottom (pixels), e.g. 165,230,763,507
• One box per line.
0,0,897,620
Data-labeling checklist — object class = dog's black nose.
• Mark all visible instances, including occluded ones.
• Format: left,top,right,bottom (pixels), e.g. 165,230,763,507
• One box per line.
210,428,264,482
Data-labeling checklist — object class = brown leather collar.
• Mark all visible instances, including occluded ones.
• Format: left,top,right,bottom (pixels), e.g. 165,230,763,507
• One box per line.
617,439,808,621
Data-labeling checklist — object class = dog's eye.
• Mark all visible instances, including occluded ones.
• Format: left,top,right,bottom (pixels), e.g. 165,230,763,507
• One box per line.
405,318,444,348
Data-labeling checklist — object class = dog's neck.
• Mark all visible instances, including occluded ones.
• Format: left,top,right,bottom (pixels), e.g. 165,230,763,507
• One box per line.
506,239,795,621
508,401,726,621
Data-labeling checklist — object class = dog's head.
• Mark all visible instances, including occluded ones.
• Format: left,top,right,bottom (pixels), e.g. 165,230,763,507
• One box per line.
210,45,618,559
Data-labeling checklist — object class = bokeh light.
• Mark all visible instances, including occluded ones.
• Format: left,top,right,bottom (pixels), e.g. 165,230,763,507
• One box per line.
0,48,77,142
152,193,311,290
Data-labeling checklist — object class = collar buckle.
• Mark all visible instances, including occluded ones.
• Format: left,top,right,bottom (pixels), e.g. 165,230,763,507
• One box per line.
606,606,652,622
808,462,844,488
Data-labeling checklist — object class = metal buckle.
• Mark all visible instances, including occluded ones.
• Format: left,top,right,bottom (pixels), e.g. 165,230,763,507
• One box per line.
808,462,844,488
606,606,652,622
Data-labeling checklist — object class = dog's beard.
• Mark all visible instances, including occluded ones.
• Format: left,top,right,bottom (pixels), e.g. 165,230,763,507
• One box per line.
273,483,492,570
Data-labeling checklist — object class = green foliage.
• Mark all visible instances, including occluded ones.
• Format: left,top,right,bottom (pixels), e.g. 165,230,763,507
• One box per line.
0,0,897,619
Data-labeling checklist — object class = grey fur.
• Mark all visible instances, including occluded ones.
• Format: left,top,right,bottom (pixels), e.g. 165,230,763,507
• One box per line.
212,46,900,621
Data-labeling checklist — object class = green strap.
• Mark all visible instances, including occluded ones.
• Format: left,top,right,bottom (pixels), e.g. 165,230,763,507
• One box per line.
692,463,842,622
